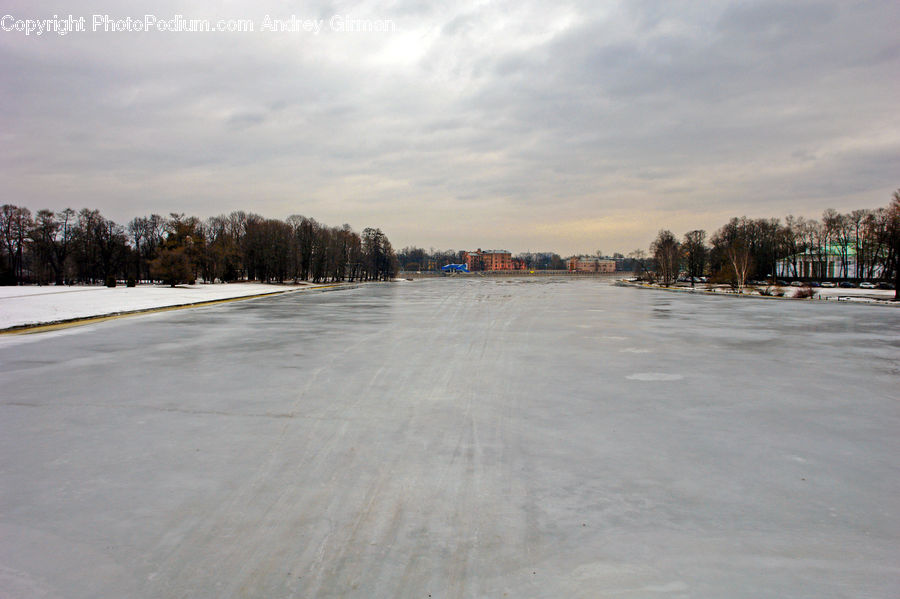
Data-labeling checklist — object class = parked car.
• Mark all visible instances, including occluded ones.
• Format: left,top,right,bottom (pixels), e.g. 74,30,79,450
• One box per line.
876,282,895,290
790,281,804,287
859,282,876,289
838,281,856,288
808,281,821,287
775,280,788,286
820,282,836,288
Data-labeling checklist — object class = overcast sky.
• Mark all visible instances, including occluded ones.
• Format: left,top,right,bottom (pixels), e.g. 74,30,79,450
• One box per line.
2,1,898,255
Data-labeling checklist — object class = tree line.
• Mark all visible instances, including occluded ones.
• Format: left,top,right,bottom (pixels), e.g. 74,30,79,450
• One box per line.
0,205,398,286
643,191,900,294
396,247,567,271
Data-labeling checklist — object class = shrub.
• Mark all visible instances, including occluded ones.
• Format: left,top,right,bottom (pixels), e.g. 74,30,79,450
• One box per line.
126,277,136,287
794,285,815,299
105,276,116,288
710,266,738,292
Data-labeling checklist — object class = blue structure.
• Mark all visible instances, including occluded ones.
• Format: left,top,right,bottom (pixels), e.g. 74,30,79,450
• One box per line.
440,263,470,273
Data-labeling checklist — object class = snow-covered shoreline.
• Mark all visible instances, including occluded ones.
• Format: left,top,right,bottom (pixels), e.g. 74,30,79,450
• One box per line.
0,283,327,330
616,279,898,305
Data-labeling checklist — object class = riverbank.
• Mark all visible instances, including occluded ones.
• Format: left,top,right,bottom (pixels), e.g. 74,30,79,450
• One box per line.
0,282,357,333
615,279,899,306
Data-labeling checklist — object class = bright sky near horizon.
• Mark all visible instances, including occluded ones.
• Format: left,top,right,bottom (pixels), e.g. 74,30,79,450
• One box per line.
1,1,898,255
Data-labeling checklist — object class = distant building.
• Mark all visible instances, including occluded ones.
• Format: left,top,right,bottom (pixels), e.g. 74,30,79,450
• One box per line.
440,263,470,273
775,245,885,280
567,257,616,273
464,249,513,271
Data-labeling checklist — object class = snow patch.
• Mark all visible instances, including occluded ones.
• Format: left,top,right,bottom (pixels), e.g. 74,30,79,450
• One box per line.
0,283,308,330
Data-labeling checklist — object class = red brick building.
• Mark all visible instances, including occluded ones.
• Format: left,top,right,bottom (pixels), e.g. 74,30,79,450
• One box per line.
464,249,513,271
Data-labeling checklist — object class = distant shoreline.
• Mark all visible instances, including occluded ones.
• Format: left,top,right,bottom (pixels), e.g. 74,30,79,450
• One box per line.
398,270,625,278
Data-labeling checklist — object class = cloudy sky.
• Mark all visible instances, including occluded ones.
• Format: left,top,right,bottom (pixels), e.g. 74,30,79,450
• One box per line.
2,1,898,255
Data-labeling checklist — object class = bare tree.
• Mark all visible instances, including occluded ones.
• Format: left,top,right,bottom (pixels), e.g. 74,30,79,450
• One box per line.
1,205,33,284
628,249,648,279
711,219,754,291
726,241,752,292
650,230,680,286
887,190,900,300
682,230,707,288
29,209,60,284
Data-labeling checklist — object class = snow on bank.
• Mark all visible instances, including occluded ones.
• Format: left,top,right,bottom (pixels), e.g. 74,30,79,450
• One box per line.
618,280,897,304
813,287,895,300
0,283,310,330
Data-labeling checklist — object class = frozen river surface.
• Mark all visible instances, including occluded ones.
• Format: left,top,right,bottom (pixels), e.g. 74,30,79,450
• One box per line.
1,278,898,598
